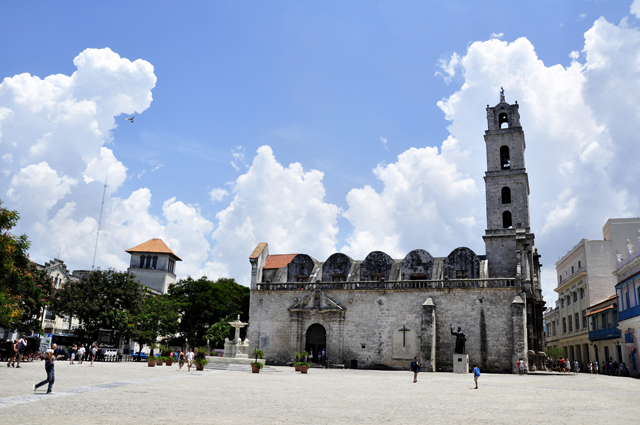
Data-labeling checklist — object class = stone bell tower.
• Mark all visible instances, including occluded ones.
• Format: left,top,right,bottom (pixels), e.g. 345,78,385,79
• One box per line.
482,89,545,363
482,89,533,281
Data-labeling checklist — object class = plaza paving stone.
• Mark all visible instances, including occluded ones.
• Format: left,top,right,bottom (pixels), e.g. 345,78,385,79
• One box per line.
1,360,638,424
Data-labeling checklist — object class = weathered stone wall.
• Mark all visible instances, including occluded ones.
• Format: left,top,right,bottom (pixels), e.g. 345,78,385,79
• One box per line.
248,287,523,373
443,247,480,279
401,249,434,280
322,253,353,282
287,254,317,282
360,251,394,281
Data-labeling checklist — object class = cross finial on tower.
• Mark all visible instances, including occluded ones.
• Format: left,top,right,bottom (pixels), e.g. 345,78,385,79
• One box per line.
500,86,505,102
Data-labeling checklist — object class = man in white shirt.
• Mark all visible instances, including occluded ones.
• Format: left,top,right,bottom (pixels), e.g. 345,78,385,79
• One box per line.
34,343,61,394
186,348,194,372
77,344,86,364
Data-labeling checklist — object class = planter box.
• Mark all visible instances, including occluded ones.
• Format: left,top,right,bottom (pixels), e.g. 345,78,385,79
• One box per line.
300,365,309,374
166,359,173,366
156,359,163,366
147,360,155,367
251,364,261,373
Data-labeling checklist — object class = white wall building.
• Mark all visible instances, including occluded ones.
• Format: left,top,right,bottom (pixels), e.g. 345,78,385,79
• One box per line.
126,238,181,295
553,218,640,367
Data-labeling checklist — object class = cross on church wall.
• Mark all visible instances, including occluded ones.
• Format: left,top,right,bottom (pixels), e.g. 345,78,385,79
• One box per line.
398,325,410,347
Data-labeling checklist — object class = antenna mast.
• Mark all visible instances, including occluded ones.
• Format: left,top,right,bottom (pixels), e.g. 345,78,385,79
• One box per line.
92,176,108,269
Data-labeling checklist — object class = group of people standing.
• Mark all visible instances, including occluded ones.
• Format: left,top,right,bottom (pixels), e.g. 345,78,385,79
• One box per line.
308,348,326,363
6,336,27,368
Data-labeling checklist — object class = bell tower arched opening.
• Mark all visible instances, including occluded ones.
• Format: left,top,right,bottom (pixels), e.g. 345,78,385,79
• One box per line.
499,112,508,128
500,146,510,169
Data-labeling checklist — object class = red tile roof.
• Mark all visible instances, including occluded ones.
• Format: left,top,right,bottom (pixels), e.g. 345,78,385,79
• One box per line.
264,254,297,269
125,238,182,261
250,242,268,259
585,305,614,316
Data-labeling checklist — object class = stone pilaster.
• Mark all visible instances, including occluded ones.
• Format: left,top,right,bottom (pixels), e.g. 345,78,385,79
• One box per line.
421,297,436,372
511,294,527,374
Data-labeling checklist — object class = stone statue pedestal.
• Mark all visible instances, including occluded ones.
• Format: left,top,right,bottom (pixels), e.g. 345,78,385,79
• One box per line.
453,354,469,374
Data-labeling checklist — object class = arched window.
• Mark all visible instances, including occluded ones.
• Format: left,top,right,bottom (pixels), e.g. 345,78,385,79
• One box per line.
502,211,512,228
500,146,510,169
152,256,158,269
499,112,508,128
501,187,511,204
145,256,152,269
139,255,145,268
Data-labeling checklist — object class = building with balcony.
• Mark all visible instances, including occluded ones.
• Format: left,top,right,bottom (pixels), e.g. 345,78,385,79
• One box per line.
553,218,640,368
586,295,622,369
613,229,640,377
38,259,82,334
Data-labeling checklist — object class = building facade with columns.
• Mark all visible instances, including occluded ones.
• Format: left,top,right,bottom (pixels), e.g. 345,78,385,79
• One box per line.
247,93,546,373
553,218,640,368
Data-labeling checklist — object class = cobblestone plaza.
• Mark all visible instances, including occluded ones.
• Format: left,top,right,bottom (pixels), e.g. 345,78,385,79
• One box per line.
1,362,637,424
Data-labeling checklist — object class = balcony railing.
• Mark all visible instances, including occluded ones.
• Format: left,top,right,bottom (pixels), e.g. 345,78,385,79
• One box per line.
256,278,517,291
619,305,640,321
589,327,621,341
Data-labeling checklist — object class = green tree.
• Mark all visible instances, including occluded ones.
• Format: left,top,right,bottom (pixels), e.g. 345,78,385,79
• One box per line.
205,315,234,349
169,276,249,347
0,201,54,333
51,270,144,341
545,346,564,361
131,290,179,359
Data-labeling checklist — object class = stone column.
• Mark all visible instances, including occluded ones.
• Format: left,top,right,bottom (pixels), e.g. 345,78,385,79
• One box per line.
421,297,436,372
512,294,527,374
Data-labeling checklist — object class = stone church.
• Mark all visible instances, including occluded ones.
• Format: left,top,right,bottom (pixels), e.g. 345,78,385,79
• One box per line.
247,93,546,373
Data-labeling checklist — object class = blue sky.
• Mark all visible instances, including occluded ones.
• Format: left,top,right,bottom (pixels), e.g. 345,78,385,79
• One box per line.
1,1,639,305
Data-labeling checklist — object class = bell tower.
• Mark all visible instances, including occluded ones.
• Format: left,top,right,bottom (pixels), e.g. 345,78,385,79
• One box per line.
482,89,533,280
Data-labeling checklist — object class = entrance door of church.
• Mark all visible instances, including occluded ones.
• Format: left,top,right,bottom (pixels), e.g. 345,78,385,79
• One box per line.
305,324,326,363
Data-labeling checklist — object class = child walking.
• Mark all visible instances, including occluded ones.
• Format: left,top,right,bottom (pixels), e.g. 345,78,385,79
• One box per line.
473,365,481,389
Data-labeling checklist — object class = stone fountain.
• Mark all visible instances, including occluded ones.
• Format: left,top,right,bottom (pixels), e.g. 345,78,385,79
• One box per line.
224,314,249,358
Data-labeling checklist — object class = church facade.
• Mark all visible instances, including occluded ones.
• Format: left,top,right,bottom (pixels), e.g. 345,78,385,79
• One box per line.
246,93,546,373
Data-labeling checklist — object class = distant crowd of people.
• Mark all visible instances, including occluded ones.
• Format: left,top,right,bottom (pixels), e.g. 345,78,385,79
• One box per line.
548,357,632,376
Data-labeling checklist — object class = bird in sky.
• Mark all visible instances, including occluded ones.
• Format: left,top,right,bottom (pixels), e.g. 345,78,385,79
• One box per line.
126,115,135,123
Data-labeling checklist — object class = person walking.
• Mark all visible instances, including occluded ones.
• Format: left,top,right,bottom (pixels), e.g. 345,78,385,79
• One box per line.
588,361,593,374
178,350,185,370
7,339,18,368
517,358,525,375
186,348,194,372
70,344,77,365
90,344,97,367
15,336,27,368
77,344,85,364
473,365,481,389
574,360,579,374
34,343,61,394
410,356,420,383
566,360,571,373
594,360,599,374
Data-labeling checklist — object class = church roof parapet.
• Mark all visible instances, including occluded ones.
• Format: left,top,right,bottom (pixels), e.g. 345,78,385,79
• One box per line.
256,277,517,291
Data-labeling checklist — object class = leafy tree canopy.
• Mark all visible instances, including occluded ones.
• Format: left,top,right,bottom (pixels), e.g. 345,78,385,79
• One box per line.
131,290,179,354
169,276,249,347
51,270,144,341
0,201,54,333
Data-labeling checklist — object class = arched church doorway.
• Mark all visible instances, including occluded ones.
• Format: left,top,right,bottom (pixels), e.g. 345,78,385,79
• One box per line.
305,324,326,363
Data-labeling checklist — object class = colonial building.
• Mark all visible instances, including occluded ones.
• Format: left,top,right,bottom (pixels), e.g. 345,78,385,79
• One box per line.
125,238,181,294
613,229,640,377
553,218,640,367
38,259,82,334
586,295,622,369
247,92,546,373
543,305,560,351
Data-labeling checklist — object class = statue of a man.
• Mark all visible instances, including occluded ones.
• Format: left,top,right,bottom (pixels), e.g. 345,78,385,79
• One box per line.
450,325,466,354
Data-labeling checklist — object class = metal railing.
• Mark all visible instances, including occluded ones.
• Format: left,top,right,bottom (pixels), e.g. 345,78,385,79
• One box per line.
256,278,517,291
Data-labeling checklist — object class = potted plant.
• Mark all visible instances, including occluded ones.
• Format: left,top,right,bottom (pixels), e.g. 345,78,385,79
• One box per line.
155,356,164,366
251,348,265,373
300,362,310,374
194,346,208,371
147,356,156,367
293,352,301,371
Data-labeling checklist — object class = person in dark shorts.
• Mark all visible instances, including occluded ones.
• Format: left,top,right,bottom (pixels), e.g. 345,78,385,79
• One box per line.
410,356,420,383
178,350,185,370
